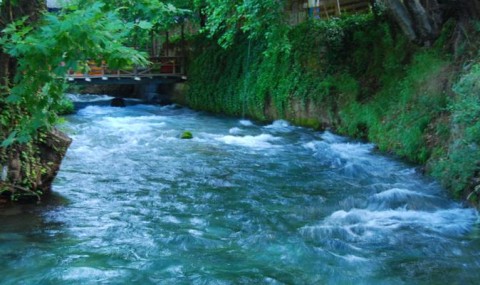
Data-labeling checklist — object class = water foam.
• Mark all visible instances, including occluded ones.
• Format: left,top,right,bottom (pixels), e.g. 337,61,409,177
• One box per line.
302,207,477,244
229,127,243,135
99,116,166,132
76,105,137,118
329,142,375,159
373,188,434,200
239,120,254,126
264,120,294,132
302,140,373,171
67,94,114,102
216,134,280,149
320,131,348,143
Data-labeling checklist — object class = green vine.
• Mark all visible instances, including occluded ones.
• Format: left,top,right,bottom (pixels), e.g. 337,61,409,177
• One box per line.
185,13,480,201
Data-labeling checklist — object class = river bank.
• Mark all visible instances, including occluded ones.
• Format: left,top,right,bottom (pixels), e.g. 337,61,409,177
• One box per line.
181,14,480,205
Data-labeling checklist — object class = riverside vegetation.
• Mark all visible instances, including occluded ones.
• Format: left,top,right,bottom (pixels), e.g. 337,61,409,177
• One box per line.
0,0,176,202
185,13,480,204
1,0,480,205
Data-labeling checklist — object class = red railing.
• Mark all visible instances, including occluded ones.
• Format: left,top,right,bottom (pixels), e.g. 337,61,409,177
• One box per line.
67,56,185,80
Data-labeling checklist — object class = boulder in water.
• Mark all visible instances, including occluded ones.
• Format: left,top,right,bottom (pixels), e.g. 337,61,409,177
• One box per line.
37,129,72,190
111,97,126,107
0,128,72,203
180,131,193,139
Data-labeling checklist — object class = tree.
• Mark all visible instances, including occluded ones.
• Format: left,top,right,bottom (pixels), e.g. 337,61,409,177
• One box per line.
75,0,190,52
0,0,192,201
379,0,442,45
1,2,149,143
194,0,290,53
0,0,55,201
0,0,45,87
0,1,152,200
380,0,480,45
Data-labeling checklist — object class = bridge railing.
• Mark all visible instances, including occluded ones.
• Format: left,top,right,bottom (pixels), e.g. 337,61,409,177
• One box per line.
67,56,185,80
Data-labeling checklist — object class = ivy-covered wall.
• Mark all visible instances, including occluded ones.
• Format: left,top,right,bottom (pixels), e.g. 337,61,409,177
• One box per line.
184,14,480,203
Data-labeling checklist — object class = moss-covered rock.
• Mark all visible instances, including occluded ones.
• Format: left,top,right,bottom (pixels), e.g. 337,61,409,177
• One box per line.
180,131,193,139
0,129,72,203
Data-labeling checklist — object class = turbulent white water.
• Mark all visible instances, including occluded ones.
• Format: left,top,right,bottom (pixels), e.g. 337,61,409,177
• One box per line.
1,96,479,284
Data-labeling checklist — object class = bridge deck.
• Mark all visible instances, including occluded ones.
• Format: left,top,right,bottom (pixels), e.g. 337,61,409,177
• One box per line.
67,56,186,84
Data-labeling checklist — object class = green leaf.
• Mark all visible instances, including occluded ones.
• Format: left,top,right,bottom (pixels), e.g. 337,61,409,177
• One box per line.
137,21,153,30
1,131,17,147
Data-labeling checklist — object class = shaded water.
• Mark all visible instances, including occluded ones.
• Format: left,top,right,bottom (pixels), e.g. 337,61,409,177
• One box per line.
1,95,480,284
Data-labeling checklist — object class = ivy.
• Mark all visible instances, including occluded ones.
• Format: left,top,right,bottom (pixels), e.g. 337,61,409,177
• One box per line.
186,13,480,202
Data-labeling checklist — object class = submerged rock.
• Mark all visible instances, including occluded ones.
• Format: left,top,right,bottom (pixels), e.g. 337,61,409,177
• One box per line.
110,97,126,107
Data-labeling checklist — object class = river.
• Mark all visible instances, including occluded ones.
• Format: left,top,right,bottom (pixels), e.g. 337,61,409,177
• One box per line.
1,95,479,284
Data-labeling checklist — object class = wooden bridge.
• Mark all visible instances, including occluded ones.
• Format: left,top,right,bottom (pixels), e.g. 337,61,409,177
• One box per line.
67,56,187,85
287,0,371,24
305,0,370,17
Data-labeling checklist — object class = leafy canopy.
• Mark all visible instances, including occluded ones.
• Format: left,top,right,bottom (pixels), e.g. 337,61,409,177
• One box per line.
0,0,291,145
0,2,150,144
195,0,290,53
74,0,190,40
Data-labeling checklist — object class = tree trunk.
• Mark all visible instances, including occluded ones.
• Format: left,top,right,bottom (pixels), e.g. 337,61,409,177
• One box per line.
450,0,480,19
404,0,439,41
384,0,418,42
0,0,45,87
383,0,443,45
383,0,480,45
0,0,72,204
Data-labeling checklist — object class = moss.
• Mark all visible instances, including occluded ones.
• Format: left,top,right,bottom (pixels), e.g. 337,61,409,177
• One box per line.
292,118,321,129
180,131,193,139
185,14,479,203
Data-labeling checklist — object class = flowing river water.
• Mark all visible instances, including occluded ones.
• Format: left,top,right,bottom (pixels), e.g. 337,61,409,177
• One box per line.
1,95,480,284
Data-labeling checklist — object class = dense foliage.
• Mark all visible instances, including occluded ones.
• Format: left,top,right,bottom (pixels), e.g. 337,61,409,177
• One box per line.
0,0,191,145
0,2,150,144
433,63,480,199
187,14,390,121
194,0,289,53
0,0,184,200
186,14,480,201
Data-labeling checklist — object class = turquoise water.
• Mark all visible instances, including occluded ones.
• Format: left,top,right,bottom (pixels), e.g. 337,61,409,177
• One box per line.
1,95,479,284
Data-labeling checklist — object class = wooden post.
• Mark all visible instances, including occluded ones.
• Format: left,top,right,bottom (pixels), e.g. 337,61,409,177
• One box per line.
165,31,170,57
336,0,341,15
291,0,299,24
150,30,155,58
181,22,186,74
322,1,330,18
